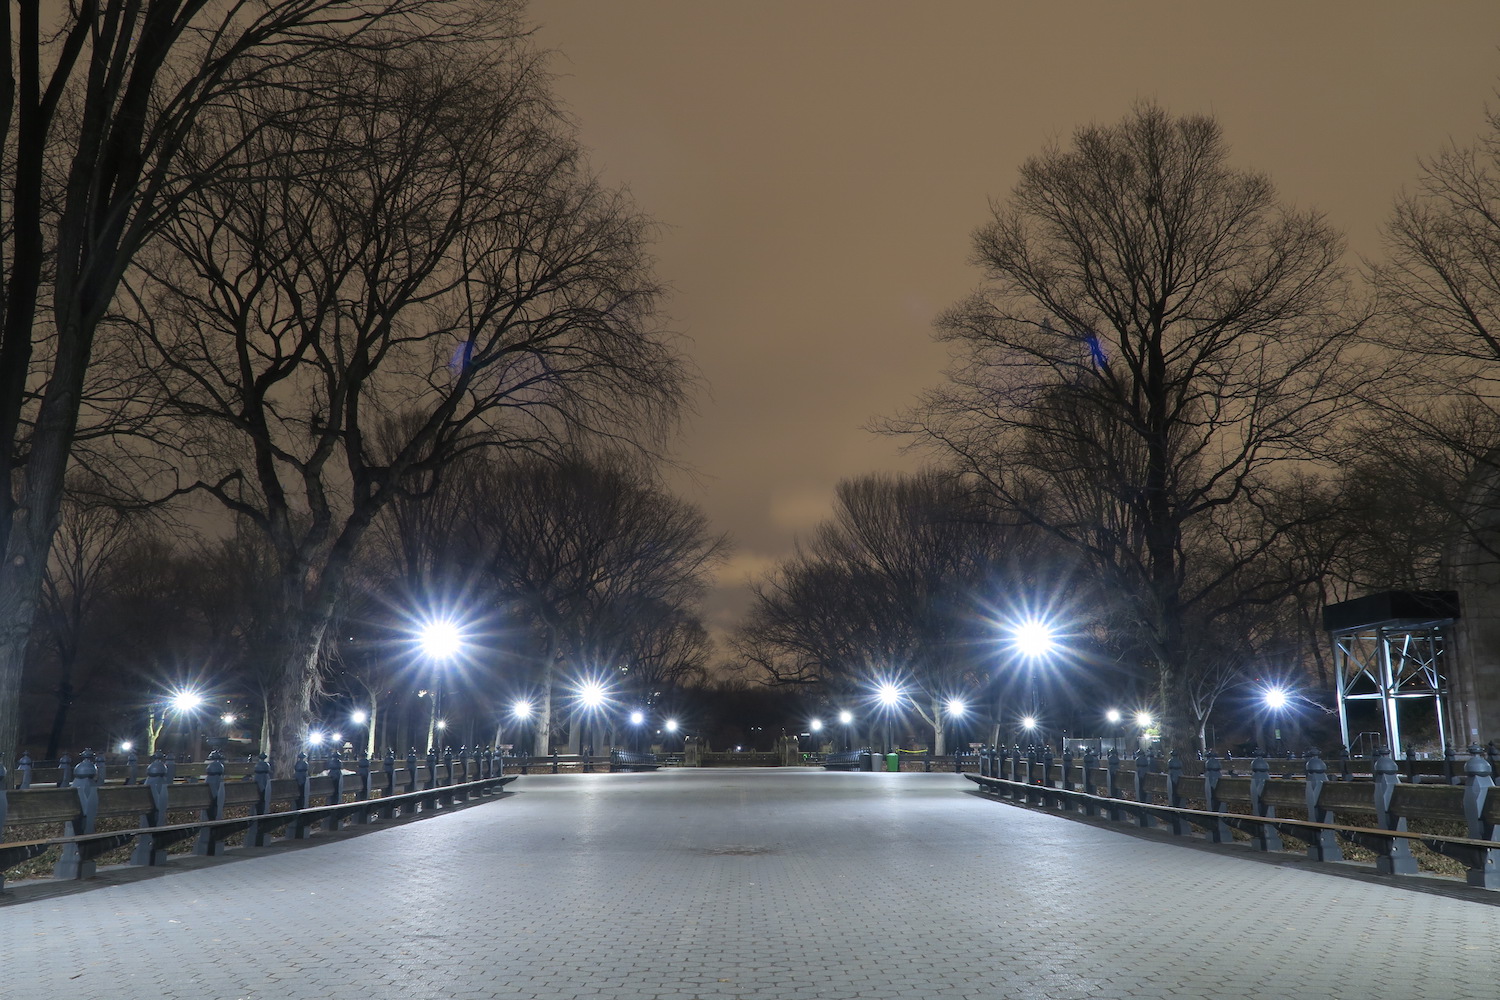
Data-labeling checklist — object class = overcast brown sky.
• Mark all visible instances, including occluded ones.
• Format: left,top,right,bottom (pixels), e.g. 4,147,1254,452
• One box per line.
526,0,1500,638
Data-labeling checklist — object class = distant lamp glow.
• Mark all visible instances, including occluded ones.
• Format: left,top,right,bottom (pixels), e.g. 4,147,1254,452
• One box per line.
1106,709,1122,725
221,713,237,726
331,731,342,743
945,698,967,718
1021,715,1038,730
435,719,448,731
1264,687,1289,710
665,718,679,733
170,690,204,713
838,710,853,725
876,682,902,707
629,710,646,726
1135,711,1153,728
511,699,534,720
810,718,824,733
350,709,368,725
1010,619,1058,658
119,740,134,753
417,618,464,660
309,730,326,746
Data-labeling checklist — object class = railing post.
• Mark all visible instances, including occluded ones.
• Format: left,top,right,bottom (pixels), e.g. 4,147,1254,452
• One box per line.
406,748,419,797
248,754,274,847
1132,749,1153,828
1339,744,1352,782
1201,751,1231,843
54,749,99,879
381,749,398,820
57,752,73,788
453,747,469,803
18,751,32,789
1167,751,1187,836
125,747,139,786
1061,746,1074,797
356,753,373,823
131,752,170,865
1249,753,1282,852
0,756,7,889
1462,744,1500,888
1372,748,1418,875
1082,747,1099,817
1040,746,1054,807
195,750,228,856
427,748,441,807
551,750,560,774
324,751,344,832
292,753,313,839
1105,749,1126,822
1304,749,1341,861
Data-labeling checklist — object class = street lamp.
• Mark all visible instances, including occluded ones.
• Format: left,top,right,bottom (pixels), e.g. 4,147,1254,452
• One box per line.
838,709,854,751
415,616,466,752
875,681,903,754
575,679,610,758
629,709,646,751
1263,686,1290,756
148,688,205,758
1106,709,1122,753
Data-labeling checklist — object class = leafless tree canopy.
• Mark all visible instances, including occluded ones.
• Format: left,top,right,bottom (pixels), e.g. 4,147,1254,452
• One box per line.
884,104,1365,752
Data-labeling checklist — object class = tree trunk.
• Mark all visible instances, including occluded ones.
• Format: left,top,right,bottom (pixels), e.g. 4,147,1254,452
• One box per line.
264,623,328,778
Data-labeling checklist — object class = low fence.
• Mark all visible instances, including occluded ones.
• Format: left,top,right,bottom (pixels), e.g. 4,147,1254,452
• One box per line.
1,747,516,893
966,744,1500,890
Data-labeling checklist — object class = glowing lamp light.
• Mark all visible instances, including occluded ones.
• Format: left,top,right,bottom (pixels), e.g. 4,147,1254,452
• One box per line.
1011,619,1058,658
1021,715,1038,730
436,719,448,731
309,731,326,746
120,741,134,753
417,618,464,660
876,682,902,707
665,718,679,733
351,709,368,725
170,690,204,713
221,713,237,726
1106,709,1122,724
810,718,824,732
945,698,967,717
838,710,853,725
512,700,534,719
1135,711,1153,728
630,710,646,725
331,731,342,743
1264,687,1289,710
578,681,607,710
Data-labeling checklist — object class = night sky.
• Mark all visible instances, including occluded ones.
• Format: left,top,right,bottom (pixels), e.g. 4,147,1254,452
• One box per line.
527,0,1500,638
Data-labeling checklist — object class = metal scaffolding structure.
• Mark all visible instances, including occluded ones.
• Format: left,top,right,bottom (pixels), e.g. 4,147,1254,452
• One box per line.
1323,591,1461,759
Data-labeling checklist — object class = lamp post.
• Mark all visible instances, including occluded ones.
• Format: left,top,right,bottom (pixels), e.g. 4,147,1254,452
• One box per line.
1105,708,1122,754
838,709,854,751
508,700,534,758
944,698,967,757
149,689,205,759
1135,711,1154,754
629,709,646,752
876,682,903,755
1263,686,1289,757
576,679,608,760
1007,617,1059,751
809,717,824,754
416,617,465,752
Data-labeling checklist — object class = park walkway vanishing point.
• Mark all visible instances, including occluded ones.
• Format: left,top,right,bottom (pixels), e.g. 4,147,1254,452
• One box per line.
7,769,1500,1000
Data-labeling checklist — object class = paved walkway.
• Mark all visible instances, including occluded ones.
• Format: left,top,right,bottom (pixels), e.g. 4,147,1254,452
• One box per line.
8,770,1500,999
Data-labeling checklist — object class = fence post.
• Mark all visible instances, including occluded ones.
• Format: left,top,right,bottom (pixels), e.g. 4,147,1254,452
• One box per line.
131,752,170,865
324,751,344,832
1061,746,1074,798
1248,753,1283,852
356,753,373,823
1372,748,1418,875
53,749,100,879
57,752,73,788
1166,751,1188,836
1339,744,1352,782
406,748,419,798
1104,749,1128,821
194,750,228,856
1082,747,1099,817
381,749,397,820
1202,751,1231,843
125,748,139,786
248,753,274,847
292,753,313,839
1462,744,1500,888
452,747,468,803
1040,746,1055,807
428,748,442,807
18,751,31,789
1132,749,1153,829
1304,749,1341,861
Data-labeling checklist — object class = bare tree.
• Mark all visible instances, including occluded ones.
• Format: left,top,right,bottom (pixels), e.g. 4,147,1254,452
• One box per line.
885,104,1365,753
124,35,688,770
465,454,725,756
0,0,513,763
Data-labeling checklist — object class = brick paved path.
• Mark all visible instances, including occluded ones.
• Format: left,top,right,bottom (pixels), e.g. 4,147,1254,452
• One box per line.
8,770,1500,999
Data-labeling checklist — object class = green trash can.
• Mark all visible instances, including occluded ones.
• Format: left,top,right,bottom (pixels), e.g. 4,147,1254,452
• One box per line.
886,752,899,772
